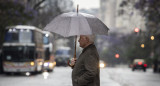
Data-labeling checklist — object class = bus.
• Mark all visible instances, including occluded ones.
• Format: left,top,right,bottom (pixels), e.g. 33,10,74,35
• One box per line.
55,46,71,66
1,25,45,74
43,31,56,72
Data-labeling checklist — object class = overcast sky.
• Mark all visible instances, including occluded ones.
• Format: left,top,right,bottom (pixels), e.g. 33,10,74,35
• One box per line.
73,0,100,9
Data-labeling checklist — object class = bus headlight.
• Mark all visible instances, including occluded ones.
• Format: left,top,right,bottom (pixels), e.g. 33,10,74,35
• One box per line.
54,62,56,65
39,62,43,66
44,63,49,67
49,63,54,67
30,62,34,66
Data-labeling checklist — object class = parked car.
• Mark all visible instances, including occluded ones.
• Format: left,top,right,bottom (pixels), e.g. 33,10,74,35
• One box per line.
132,59,147,72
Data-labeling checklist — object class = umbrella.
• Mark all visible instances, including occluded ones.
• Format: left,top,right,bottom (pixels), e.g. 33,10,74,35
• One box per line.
44,6,109,66
44,12,109,37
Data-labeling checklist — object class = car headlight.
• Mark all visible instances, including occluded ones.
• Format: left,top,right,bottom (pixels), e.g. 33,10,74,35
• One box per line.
100,63,105,68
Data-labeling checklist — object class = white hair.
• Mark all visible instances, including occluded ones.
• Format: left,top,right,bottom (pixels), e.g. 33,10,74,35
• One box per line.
85,35,95,43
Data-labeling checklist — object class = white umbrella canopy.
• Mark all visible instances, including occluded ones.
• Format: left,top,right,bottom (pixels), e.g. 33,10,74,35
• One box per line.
44,12,109,37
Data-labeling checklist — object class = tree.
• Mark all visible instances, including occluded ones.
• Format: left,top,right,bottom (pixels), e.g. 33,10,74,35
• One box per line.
0,0,35,48
31,0,63,28
120,0,160,63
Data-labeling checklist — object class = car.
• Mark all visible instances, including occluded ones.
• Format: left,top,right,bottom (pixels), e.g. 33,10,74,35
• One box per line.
132,59,147,72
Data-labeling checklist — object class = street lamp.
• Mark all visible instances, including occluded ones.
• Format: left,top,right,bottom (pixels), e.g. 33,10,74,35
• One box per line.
115,54,120,59
150,35,154,58
141,44,145,48
134,27,140,33
151,36,154,40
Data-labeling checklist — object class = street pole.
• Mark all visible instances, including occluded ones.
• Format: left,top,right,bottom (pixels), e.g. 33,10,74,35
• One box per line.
150,40,154,59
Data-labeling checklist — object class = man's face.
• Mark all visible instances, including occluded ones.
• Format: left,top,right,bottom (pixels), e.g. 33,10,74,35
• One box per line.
78,35,88,48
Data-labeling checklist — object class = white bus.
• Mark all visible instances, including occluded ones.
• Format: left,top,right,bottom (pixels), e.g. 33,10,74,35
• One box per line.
43,31,56,72
55,46,71,66
1,25,45,74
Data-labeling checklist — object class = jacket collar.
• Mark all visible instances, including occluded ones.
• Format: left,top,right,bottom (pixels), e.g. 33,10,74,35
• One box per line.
82,43,94,53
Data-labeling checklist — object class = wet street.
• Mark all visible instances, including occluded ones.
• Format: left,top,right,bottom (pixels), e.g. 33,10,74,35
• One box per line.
0,67,160,86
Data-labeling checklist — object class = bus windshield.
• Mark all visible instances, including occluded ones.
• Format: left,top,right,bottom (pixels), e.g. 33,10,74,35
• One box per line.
2,46,35,62
43,36,49,44
55,47,71,56
56,50,69,55
4,29,33,43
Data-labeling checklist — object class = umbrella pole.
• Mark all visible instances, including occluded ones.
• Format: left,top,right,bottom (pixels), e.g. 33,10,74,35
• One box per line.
74,36,77,59
74,4,78,58
68,36,77,67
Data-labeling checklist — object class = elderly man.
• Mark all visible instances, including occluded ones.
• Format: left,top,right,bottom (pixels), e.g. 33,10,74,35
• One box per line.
71,35,100,86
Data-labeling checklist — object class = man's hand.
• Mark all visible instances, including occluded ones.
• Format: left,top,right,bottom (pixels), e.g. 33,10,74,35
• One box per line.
68,58,76,67
70,58,76,66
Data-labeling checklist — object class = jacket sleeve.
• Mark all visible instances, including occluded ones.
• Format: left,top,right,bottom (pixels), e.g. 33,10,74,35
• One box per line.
77,52,99,85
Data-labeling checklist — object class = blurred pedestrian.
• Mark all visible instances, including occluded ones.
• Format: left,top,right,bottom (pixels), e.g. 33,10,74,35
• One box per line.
70,35,100,86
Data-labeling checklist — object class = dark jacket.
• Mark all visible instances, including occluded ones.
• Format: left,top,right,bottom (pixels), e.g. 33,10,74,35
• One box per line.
72,44,100,86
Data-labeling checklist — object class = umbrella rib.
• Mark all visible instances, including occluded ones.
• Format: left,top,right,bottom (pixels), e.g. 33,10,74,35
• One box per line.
78,16,80,36
85,17,92,35
67,17,72,37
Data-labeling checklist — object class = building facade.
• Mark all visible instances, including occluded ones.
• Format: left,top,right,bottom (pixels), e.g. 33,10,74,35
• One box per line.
99,0,146,34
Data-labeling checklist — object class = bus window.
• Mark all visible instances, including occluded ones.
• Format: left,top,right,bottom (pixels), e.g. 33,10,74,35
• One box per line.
4,29,33,43
19,29,33,43
4,30,18,42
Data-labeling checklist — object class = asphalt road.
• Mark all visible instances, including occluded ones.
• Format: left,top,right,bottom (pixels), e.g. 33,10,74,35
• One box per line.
0,67,160,86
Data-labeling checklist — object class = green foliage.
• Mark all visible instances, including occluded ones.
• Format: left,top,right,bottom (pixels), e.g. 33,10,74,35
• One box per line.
120,0,160,64
0,0,34,28
120,0,160,26
126,34,151,62
0,0,34,48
